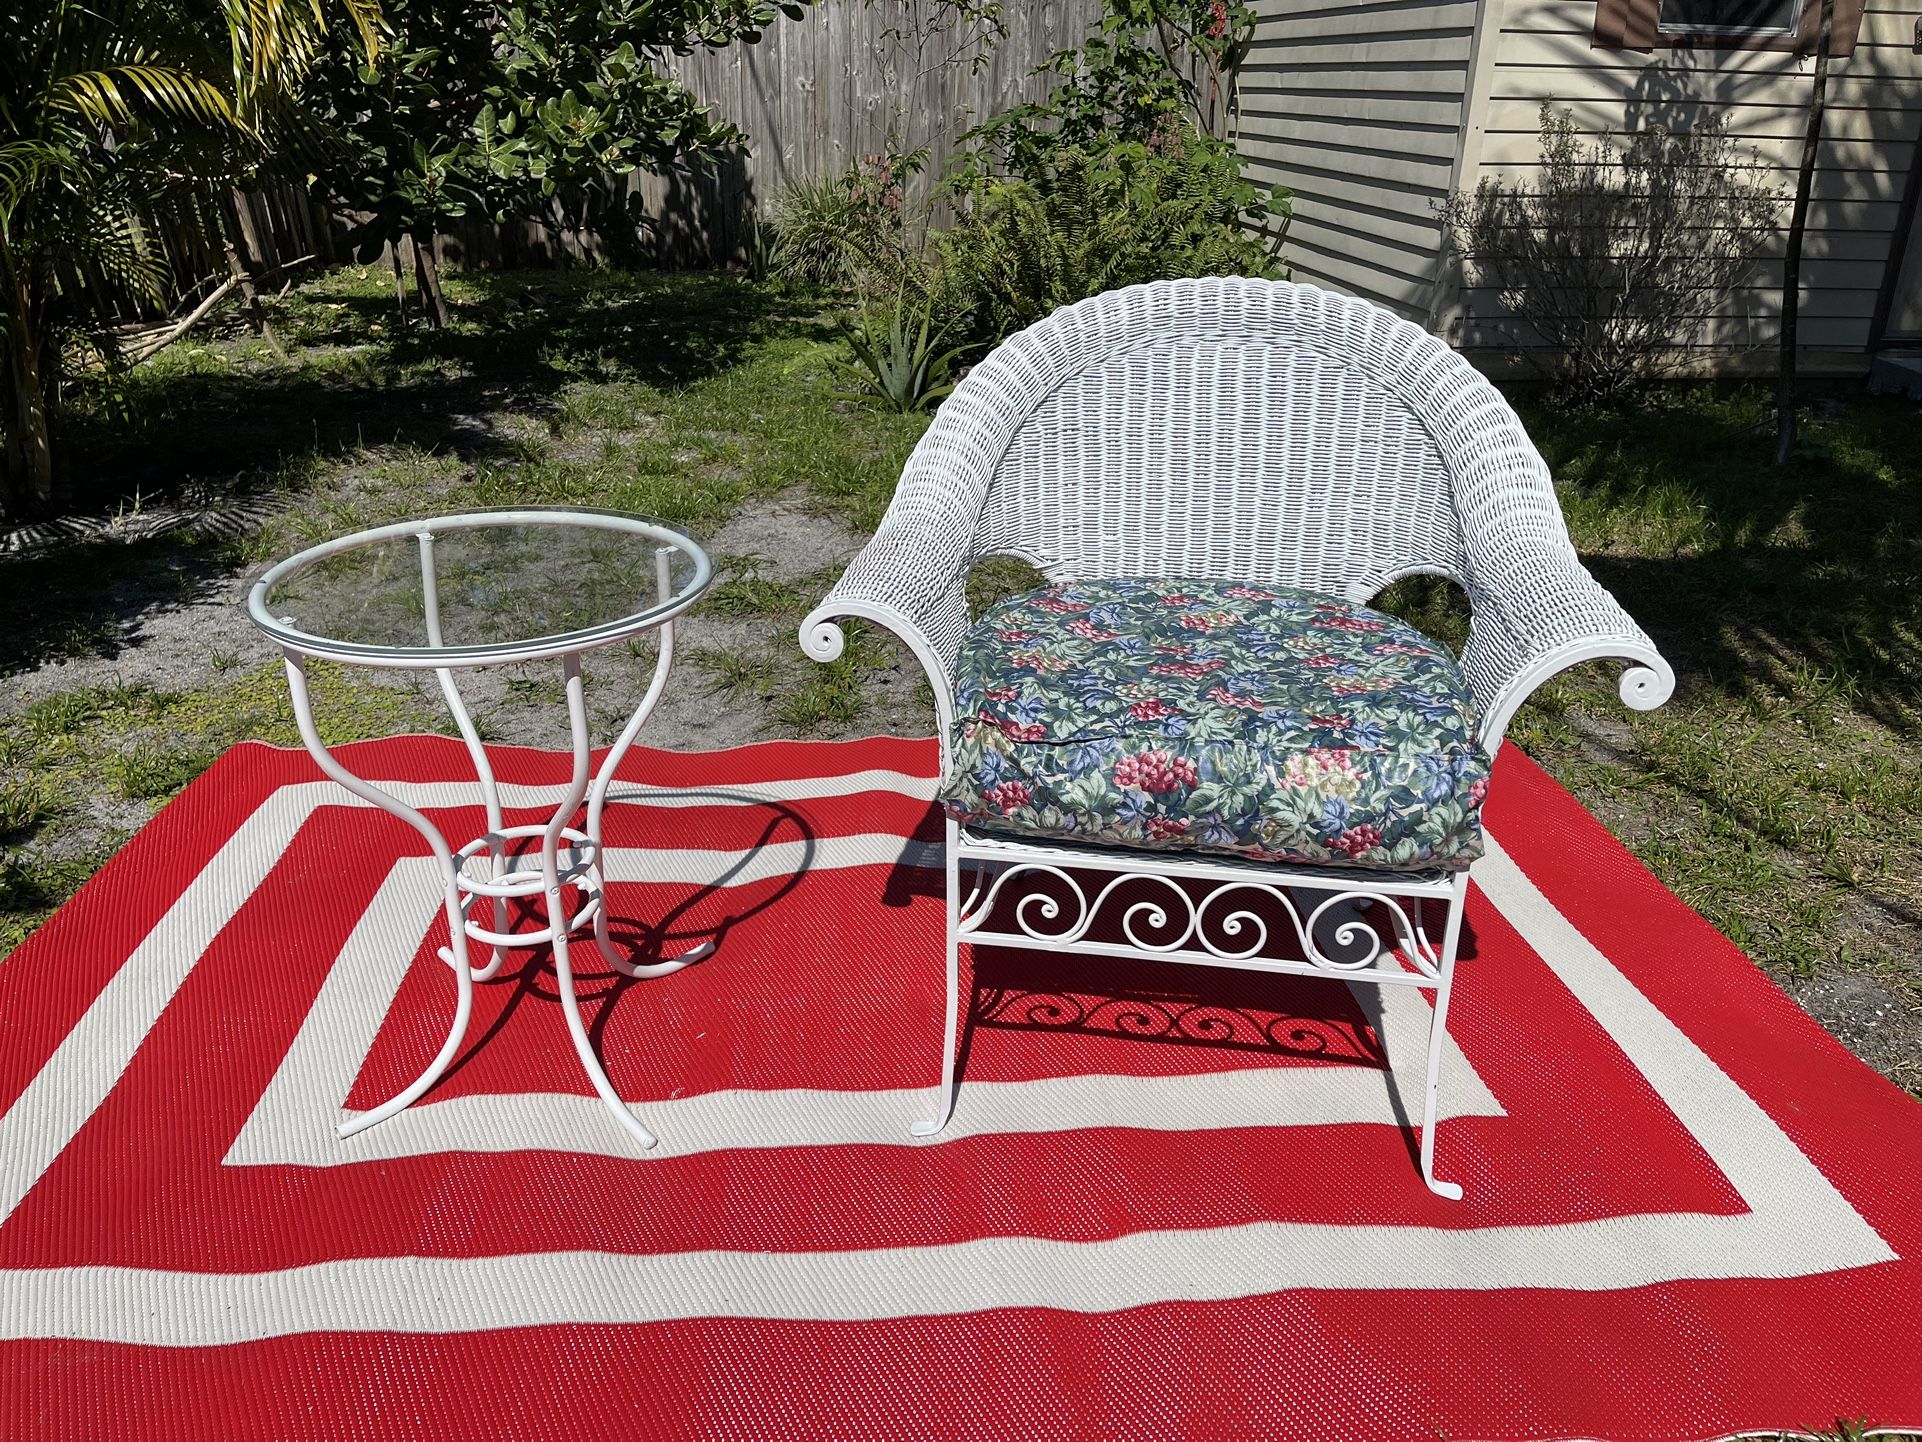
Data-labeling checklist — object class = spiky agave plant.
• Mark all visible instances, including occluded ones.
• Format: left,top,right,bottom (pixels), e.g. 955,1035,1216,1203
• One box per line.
835,289,966,414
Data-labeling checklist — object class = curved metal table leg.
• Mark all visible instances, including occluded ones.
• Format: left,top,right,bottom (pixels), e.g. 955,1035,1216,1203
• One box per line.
914,815,966,1138
284,655,480,1140
546,653,663,1148
582,548,716,981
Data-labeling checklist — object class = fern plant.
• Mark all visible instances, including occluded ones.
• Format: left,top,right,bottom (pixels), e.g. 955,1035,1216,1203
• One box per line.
930,138,1286,350
835,290,964,414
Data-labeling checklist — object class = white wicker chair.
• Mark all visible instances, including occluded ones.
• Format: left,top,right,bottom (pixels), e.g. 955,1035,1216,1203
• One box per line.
800,277,1673,1198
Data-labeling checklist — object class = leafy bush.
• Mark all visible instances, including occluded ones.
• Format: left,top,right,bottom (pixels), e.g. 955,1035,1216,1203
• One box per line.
1441,103,1780,406
767,152,927,299
924,2,1286,352
960,1,1258,181
929,137,1283,349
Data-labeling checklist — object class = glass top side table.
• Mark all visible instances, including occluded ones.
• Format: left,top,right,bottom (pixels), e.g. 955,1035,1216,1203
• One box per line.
248,507,713,1151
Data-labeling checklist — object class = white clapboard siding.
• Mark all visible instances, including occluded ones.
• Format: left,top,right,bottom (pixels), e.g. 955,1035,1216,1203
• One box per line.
1439,0,1922,359
1236,0,1482,318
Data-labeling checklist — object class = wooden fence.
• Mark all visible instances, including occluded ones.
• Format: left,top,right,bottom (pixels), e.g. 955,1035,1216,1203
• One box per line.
234,0,1104,277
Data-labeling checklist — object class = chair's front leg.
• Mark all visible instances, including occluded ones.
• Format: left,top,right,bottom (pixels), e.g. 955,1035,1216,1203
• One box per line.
914,814,965,1138
1419,871,1472,1201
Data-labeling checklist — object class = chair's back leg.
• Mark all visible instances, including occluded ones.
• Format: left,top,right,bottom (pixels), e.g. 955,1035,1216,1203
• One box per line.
1419,871,1472,1200
913,814,966,1138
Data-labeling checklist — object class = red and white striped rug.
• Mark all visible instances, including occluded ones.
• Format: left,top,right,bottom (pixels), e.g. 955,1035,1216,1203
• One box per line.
0,736,1917,1440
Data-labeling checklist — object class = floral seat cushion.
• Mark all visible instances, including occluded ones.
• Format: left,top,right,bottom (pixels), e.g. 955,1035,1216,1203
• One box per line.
939,577,1492,871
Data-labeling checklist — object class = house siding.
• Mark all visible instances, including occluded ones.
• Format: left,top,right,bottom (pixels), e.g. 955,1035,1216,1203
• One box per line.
1237,0,1485,318
1448,0,1922,360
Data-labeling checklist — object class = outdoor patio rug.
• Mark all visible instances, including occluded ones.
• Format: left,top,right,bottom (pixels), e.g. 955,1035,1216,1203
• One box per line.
1,735,1919,1440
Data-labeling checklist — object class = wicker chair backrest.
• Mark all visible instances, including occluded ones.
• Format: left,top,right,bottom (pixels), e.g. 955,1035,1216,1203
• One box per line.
908,277,1552,605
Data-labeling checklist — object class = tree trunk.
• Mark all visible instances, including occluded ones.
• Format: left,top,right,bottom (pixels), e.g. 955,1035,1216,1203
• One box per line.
1,240,54,518
221,197,286,359
413,232,450,329
229,189,281,286
1776,0,1834,466
389,236,412,329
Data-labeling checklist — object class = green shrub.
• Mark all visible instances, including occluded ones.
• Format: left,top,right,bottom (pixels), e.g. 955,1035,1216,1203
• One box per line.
929,137,1284,349
767,152,927,300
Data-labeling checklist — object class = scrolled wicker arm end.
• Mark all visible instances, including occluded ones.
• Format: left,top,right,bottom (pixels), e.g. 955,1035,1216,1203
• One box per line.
799,522,973,772
1461,549,1675,751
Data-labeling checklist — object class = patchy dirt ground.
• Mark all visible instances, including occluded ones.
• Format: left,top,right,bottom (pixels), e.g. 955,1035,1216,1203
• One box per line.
3,490,931,754
1545,706,1922,1097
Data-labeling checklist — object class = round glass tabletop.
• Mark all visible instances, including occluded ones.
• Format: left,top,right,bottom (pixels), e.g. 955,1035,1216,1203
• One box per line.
247,508,711,666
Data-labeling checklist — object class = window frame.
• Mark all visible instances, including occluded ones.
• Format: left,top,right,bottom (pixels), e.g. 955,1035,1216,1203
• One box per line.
1592,0,1864,54
1654,0,1800,38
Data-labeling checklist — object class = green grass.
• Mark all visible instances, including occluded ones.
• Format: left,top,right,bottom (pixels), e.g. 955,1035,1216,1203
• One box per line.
1,267,930,952
5,273,1921,1091
1367,384,1922,1078
0,663,434,950
703,556,813,619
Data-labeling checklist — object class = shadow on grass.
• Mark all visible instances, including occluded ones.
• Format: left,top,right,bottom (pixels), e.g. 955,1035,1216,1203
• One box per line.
0,269,832,678
74,269,818,497
1373,385,1922,742
1517,386,1922,737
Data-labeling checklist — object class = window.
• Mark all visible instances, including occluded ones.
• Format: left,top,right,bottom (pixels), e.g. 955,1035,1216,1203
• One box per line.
1592,0,1864,53
1656,0,1799,36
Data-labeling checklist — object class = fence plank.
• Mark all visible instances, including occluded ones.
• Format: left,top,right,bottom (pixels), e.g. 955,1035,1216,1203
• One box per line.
173,1,1106,280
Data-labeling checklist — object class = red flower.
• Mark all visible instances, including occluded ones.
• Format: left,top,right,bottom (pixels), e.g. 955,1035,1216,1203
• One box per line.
1225,585,1274,600
1302,653,1345,668
1158,594,1194,606
1316,616,1388,633
1468,777,1490,807
997,719,1048,742
985,685,1019,702
1066,619,1115,641
1113,749,1199,794
1010,650,1070,673
995,628,1036,642
1310,712,1349,729
1334,824,1383,858
984,781,1031,814
1129,697,1176,722
1150,659,1226,678
1036,597,1084,614
1207,0,1229,38
1145,817,1190,841
1206,686,1262,711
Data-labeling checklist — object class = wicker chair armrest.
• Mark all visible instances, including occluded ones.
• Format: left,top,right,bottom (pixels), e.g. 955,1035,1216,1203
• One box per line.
1459,544,1674,749
800,499,975,767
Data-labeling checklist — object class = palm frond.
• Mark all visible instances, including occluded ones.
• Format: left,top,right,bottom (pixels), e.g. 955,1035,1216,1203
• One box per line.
48,65,241,132
0,141,73,215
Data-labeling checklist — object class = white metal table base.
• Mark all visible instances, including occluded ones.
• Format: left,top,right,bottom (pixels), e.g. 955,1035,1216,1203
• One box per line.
277,540,708,1152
